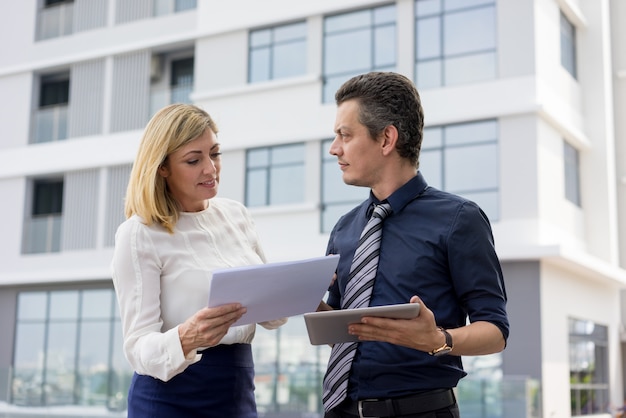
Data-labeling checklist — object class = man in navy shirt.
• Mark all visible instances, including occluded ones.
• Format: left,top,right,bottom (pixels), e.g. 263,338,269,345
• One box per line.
320,71,509,418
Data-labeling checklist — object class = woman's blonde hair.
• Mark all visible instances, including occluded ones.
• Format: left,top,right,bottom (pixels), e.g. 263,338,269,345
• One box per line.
124,104,219,233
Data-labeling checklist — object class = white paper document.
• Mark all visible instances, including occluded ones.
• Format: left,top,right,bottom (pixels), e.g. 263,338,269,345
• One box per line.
207,255,340,326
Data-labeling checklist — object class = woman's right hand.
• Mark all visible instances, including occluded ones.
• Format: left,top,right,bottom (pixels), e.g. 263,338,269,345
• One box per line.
178,303,246,356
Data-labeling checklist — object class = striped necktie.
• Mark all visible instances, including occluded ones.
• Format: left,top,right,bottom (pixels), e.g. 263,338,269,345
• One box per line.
322,202,392,412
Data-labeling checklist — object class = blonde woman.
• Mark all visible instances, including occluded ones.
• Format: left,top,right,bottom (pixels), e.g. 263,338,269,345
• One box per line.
112,104,285,417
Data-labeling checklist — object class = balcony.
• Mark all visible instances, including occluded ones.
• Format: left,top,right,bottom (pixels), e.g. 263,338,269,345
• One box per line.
31,106,68,144
22,215,62,254
36,2,74,41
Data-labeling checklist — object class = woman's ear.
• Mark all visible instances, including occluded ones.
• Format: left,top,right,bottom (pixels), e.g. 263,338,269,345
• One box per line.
158,164,169,178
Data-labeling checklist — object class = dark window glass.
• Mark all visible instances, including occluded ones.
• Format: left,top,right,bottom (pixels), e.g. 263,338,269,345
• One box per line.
39,78,69,107
33,179,64,216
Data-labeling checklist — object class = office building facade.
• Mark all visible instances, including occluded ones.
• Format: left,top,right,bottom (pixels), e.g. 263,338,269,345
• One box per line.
0,0,625,417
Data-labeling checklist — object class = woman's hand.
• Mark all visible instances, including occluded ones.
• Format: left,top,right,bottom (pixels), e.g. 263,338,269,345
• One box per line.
178,303,246,356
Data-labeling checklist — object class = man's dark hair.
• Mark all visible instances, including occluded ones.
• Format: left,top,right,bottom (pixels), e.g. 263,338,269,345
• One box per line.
335,71,424,168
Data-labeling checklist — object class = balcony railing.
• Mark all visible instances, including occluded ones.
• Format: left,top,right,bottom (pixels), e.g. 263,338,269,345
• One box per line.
22,215,63,254
149,84,193,118
153,0,197,16
37,3,74,41
31,106,68,144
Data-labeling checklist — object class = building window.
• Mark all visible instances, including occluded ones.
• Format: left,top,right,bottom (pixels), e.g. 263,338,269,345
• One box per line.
245,143,306,207
564,140,581,206
560,11,577,79
23,178,64,254
32,73,70,144
37,0,74,40
322,4,396,102
420,120,499,220
415,0,496,89
320,139,369,233
249,21,307,83
170,57,194,104
150,52,194,116
11,289,131,409
569,318,609,416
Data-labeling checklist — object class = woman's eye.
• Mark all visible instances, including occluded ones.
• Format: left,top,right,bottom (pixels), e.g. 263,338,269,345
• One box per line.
187,159,199,165
211,152,222,159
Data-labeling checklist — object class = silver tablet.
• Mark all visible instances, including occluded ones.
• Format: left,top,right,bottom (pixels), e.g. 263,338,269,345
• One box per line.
303,303,421,345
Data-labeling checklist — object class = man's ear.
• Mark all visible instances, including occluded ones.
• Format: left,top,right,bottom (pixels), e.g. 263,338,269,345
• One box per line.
380,125,398,156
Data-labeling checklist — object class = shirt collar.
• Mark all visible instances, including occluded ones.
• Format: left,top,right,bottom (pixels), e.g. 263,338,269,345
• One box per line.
368,172,429,216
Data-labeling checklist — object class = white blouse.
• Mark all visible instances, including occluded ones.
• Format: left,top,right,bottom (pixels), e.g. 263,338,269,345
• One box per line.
111,197,285,381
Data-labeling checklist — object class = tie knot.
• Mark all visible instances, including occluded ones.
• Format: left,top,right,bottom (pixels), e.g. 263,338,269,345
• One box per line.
372,203,392,220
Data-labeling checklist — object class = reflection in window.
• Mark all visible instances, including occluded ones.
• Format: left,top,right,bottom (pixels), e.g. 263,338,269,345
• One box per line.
560,11,577,79
569,318,608,416
246,143,306,207
415,0,496,89
564,140,581,207
320,139,369,233
249,21,307,83
420,120,499,220
11,289,131,410
323,4,396,102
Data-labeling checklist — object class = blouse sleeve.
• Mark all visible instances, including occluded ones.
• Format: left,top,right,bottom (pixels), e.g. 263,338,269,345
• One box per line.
111,219,199,381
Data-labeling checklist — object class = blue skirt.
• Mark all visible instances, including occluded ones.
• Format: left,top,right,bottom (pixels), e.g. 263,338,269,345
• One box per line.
127,343,257,418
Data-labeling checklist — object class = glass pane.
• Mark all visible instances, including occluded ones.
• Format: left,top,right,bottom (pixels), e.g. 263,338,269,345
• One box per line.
174,0,196,12
416,60,442,89
415,0,441,17
374,26,396,67
444,52,496,86
419,149,442,189
423,126,443,148
270,166,305,204
460,190,499,221
77,321,111,406
45,322,77,405
12,323,46,406
324,29,372,74
49,290,79,320
446,120,497,146
444,7,496,56
271,144,305,165
323,72,361,103
171,58,194,86
33,179,64,215
445,0,494,12
246,169,268,207
81,289,113,319
322,160,370,203
17,292,48,320
323,202,365,233
109,322,131,411
444,143,498,192
417,17,441,59
250,28,271,47
325,9,371,33
247,148,270,167
249,48,271,83
274,21,306,42
273,41,307,79
374,4,396,24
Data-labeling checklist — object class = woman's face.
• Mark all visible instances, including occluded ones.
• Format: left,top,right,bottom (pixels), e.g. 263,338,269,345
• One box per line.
158,128,221,212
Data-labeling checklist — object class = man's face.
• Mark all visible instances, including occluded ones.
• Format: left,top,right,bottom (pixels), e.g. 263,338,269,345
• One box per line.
329,99,383,188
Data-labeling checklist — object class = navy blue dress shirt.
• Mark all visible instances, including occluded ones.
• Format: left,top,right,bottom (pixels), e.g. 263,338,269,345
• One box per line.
325,172,509,400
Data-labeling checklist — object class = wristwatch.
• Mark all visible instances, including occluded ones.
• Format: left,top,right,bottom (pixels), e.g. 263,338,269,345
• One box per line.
429,327,453,356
